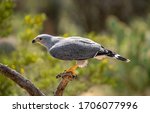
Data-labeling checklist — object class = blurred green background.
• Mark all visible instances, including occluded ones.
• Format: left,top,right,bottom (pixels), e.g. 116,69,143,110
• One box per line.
0,0,150,96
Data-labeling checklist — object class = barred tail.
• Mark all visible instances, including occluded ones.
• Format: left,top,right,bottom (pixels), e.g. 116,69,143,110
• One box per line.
106,50,130,62
96,49,130,62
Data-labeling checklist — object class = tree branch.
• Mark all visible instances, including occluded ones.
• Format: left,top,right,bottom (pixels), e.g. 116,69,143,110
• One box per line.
0,63,75,96
54,72,75,96
0,63,45,96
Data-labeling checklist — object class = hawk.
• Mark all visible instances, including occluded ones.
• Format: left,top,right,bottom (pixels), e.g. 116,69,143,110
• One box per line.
32,34,130,75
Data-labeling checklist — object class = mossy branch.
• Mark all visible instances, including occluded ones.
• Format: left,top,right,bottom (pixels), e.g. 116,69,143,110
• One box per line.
0,63,74,96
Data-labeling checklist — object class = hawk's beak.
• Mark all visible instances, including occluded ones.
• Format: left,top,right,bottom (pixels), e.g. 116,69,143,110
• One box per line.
32,39,36,43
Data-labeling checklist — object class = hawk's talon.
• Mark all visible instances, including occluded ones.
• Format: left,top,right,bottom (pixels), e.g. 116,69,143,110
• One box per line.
56,64,78,79
56,71,77,81
72,75,78,79
56,73,63,79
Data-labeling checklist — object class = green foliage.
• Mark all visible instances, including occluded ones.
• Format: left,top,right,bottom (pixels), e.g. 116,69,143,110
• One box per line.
0,0,14,37
106,16,150,95
0,13,48,95
19,14,46,41
0,4,150,95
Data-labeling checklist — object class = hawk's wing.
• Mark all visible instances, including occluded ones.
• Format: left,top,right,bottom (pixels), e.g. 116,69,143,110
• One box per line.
49,36,104,60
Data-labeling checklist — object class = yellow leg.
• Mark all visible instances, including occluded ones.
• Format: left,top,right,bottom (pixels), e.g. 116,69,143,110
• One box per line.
65,64,78,75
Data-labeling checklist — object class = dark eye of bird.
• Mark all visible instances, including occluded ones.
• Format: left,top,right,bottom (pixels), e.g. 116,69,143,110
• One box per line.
39,38,42,40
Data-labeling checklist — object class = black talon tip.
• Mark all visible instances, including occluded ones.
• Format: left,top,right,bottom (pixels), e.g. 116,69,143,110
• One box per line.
72,75,78,79
56,74,62,78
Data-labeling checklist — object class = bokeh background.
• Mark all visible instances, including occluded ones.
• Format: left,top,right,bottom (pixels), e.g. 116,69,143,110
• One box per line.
0,0,150,96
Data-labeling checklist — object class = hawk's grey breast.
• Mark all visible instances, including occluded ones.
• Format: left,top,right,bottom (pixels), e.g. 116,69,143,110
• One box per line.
49,37,103,60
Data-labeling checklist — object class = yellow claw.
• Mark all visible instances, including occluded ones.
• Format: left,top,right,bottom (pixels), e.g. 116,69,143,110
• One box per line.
65,64,78,75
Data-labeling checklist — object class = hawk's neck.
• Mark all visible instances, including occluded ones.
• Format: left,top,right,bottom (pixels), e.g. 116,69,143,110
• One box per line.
45,37,63,50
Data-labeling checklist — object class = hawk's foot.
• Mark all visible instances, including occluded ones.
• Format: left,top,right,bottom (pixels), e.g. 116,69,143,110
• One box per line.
65,64,78,75
56,71,77,80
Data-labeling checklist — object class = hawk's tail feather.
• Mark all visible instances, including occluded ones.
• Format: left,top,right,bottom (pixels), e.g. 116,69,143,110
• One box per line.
113,54,130,62
96,49,130,62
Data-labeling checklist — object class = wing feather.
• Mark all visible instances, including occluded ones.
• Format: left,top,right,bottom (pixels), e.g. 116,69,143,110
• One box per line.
49,37,101,60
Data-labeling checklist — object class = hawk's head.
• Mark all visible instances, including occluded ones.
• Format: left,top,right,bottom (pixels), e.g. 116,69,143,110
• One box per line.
32,34,53,44
32,34,55,49
32,34,62,50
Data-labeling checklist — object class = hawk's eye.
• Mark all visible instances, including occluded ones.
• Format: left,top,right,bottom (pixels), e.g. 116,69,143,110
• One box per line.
39,38,42,40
